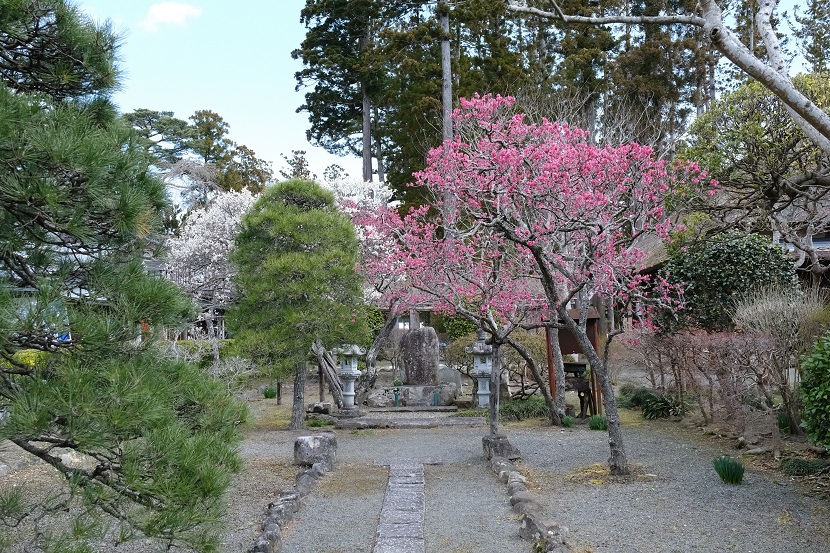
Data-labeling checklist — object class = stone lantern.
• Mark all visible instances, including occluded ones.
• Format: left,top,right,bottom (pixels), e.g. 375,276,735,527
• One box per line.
332,344,365,409
465,329,493,408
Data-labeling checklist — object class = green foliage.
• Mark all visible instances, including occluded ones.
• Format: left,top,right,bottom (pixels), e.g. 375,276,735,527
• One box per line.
778,412,794,434
0,0,118,99
263,386,278,399
780,457,830,477
228,179,368,379
713,455,745,484
616,384,657,409
499,396,549,421
562,415,575,428
0,5,244,549
800,332,830,446
443,316,479,341
306,418,334,428
588,415,608,430
642,393,684,420
661,232,798,331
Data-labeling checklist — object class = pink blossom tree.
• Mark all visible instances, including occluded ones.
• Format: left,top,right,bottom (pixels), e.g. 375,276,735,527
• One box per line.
356,95,708,475
351,199,551,434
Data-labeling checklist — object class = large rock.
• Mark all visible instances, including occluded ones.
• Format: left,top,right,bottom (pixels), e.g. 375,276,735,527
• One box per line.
401,327,439,385
366,388,394,408
294,432,337,471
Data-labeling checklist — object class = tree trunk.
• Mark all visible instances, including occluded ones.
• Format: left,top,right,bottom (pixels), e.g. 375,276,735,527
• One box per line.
561,307,629,475
373,104,385,182
311,339,343,408
360,25,373,182
366,302,399,372
489,342,501,435
548,327,567,421
439,5,457,234
289,362,306,430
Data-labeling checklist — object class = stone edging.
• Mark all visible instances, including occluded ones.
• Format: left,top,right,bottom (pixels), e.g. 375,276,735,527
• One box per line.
248,433,337,553
484,435,574,553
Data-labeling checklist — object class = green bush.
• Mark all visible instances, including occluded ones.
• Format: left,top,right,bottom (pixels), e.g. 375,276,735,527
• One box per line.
617,385,657,409
642,393,683,419
307,418,334,428
562,415,575,428
780,457,829,476
588,415,608,430
500,396,549,421
263,386,277,399
713,455,745,484
800,332,830,446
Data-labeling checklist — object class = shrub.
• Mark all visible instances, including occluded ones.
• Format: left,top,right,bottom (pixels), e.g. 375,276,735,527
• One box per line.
263,386,277,399
307,418,334,428
713,455,745,484
617,384,657,409
500,396,549,421
800,332,830,446
588,415,608,430
780,458,830,477
642,393,683,419
562,416,575,428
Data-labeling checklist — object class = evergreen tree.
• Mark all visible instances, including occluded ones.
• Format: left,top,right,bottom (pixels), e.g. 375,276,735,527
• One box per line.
228,180,367,429
0,2,243,550
795,0,830,73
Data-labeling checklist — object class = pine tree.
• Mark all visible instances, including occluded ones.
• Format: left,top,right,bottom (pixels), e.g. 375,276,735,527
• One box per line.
0,2,243,550
228,180,367,429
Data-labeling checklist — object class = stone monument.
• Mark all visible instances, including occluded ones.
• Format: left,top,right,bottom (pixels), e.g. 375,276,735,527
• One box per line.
400,326,439,385
466,329,493,408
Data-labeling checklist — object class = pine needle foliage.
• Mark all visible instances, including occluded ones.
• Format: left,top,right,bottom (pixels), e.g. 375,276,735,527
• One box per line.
0,3,244,550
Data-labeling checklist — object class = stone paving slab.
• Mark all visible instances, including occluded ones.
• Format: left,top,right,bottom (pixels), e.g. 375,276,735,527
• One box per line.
372,463,426,553
337,417,486,429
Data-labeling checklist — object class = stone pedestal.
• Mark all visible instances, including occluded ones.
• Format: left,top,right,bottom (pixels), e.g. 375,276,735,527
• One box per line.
340,370,359,409
401,327,439,385
472,371,491,408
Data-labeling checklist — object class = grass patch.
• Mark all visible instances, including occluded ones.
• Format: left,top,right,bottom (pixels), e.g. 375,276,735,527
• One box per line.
588,415,608,430
713,455,745,484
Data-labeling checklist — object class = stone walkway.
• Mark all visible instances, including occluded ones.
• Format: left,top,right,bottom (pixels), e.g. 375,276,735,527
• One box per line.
372,462,426,553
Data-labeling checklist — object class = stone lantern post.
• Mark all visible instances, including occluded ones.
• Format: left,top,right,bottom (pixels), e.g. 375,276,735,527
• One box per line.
332,344,365,409
466,329,493,408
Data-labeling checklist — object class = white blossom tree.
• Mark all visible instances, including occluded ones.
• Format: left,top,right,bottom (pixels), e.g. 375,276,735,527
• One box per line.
165,189,256,316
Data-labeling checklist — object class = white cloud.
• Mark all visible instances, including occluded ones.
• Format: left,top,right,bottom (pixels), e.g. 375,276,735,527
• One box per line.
139,2,202,32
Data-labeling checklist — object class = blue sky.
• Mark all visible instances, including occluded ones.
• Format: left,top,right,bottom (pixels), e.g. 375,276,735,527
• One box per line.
76,0,364,180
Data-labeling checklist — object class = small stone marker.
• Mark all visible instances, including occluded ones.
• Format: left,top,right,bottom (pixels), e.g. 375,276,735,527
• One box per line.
293,432,337,472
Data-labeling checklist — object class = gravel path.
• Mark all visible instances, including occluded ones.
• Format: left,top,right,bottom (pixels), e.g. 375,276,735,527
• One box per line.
3,410,827,552
230,415,829,553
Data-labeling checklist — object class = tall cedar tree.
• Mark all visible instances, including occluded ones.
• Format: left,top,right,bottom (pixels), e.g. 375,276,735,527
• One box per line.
228,180,367,429
0,2,244,550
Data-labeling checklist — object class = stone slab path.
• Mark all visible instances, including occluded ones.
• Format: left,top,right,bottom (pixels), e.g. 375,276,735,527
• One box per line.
372,463,426,553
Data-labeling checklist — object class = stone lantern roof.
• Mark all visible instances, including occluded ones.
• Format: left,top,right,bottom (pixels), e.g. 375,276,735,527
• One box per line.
332,344,366,357
465,329,492,356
